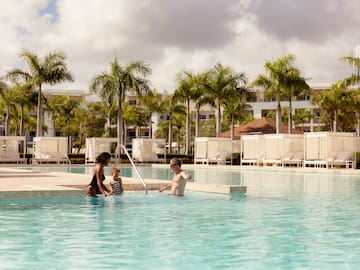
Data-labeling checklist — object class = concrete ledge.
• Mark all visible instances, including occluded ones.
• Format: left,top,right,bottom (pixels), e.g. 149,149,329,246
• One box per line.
0,190,84,200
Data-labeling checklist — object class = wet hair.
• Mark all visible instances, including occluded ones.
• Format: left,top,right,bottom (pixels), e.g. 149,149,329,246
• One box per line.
96,152,112,164
170,158,182,167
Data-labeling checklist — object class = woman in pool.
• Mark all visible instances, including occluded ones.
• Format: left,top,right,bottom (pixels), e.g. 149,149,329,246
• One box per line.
86,152,113,197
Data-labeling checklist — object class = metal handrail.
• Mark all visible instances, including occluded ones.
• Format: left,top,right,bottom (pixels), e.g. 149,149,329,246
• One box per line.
120,144,148,195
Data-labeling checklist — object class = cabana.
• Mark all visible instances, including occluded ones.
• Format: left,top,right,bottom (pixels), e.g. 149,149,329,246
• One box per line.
33,137,70,164
194,137,239,165
240,135,264,166
132,138,166,163
304,132,356,169
0,136,26,164
85,137,118,164
262,134,304,167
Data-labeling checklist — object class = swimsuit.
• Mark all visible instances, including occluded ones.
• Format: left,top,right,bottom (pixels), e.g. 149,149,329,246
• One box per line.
111,178,123,195
88,174,106,194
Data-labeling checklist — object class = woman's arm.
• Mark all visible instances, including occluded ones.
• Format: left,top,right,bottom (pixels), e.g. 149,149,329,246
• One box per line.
159,184,171,192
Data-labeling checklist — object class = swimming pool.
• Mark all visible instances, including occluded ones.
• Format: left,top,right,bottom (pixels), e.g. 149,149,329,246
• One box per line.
2,169,360,269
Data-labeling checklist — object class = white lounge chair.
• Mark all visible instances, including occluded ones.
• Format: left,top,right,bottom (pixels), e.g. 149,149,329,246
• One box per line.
208,151,231,165
282,151,304,167
328,151,355,169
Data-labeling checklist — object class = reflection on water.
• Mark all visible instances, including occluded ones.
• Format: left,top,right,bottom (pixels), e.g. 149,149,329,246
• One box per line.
241,170,360,195
20,165,360,196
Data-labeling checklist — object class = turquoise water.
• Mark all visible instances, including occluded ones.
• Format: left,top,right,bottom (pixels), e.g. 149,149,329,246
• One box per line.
21,165,242,185
4,167,360,269
1,180,360,269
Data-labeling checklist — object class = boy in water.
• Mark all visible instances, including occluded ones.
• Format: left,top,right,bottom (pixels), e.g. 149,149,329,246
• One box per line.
159,158,191,196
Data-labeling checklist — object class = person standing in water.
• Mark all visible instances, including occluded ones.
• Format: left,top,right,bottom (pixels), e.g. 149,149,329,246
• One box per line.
159,158,191,196
86,152,112,197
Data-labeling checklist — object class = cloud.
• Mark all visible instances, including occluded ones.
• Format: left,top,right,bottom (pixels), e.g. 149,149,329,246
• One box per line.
247,0,360,43
0,0,359,93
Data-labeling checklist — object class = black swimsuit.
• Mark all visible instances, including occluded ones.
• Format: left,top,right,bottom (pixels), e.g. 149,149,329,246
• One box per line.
88,174,106,194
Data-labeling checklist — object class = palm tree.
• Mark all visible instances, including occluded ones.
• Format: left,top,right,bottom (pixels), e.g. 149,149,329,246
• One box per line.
312,81,357,131
252,54,300,133
293,108,314,132
282,67,310,133
11,83,35,136
162,95,186,153
223,98,251,140
0,81,14,135
138,89,163,139
341,55,360,87
174,71,198,154
203,63,247,137
7,50,73,136
90,57,151,150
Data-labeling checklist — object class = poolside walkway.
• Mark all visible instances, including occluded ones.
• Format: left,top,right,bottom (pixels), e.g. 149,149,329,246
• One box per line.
0,167,246,199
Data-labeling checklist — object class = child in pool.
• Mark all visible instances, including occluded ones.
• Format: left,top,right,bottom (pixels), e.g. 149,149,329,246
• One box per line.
109,166,124,195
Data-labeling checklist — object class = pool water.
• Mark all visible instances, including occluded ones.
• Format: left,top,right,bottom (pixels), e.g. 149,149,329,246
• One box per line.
1,183,360,269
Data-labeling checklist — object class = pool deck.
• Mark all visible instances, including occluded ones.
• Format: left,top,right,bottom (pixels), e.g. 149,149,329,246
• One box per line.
0,166,246,199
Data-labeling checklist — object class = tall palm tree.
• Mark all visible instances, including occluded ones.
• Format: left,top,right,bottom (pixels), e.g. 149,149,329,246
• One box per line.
162,95,186,153
0,81,14,135
139,89,163,139
174,71,198,154
203,63,247,137
11,83,35,136
185,72,214,138
90,57,151,150
7,50,73,136
252,54,299,133
282,67,310,133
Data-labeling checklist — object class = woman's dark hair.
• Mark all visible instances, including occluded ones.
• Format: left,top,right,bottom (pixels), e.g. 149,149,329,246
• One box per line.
96,152,111,164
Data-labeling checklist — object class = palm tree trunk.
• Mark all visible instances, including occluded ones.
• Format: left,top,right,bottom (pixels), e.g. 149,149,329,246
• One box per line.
36,84,42,136
276,105,282,134
168,115,173,153
20,106,25,136
117,100,124,155
195,108,200,137
231,114,235,140
186,99,191,154
5,106,10,136
216,97,222,137
288,97,292,134
148,116,152,139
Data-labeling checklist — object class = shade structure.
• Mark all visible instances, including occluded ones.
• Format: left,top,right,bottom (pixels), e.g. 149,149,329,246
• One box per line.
0,136,26,164
85,137,118,164
262,134,304,167
240,135,264,166
33,136,70,164
304,132,356,169
131,138,166,163
194,137,240,165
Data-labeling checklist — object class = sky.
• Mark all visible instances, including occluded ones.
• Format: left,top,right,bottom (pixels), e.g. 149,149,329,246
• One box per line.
0,0,359,93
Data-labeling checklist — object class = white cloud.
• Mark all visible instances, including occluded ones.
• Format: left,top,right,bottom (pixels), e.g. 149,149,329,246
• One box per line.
0,0,359,93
